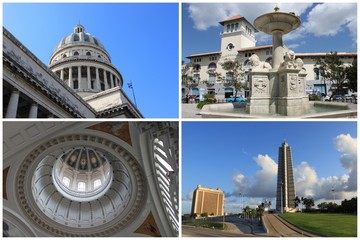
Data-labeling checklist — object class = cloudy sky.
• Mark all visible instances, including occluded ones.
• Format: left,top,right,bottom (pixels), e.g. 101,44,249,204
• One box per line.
182,2,357,61
182,122,357,214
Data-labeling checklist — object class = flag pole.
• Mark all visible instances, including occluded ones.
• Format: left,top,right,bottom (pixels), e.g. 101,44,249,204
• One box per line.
127,81,138,107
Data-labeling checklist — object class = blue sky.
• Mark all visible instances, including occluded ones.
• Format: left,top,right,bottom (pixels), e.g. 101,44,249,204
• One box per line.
3,3,179,118
182,121,357,214
182,3,357,62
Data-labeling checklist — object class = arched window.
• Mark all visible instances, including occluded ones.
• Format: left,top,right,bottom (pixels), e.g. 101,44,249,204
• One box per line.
62,54,67,59
74,51,79,56
94,179,102,189
86,52,91,56
208,62,217,70
244,59,251,70
78,182,85,192
62,177,70,187
194,64,201,71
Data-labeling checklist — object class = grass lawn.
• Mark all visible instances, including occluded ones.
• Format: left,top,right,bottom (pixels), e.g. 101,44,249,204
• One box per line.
280,213,357,237
182,221,226,230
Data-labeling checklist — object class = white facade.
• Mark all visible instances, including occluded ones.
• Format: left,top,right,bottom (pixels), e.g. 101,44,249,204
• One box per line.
182,15,357,101
3,122,179,237
3,25,142,118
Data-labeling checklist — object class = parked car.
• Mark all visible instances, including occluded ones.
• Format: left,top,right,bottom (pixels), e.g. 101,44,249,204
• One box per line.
226,97,247,102
333,95,344,101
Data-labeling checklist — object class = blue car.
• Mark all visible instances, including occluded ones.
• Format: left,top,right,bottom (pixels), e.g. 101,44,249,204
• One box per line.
226,97,247,102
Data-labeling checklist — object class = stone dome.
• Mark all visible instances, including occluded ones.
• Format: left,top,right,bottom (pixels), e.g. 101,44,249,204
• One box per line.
52,146,113,202
52,24,109,60
48,24,123,98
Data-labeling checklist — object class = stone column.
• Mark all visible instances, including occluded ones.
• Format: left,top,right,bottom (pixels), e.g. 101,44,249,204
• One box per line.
5,89,20,118
272,30,284,70
60,69,64,81
87,66,91,89
104,69,109,90
110,74,114,88
78,66,81,89
69,67,73,88
95,67,100,90
28,103,38,118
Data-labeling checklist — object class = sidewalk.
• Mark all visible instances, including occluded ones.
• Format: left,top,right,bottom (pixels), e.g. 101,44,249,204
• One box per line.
181,104,201,118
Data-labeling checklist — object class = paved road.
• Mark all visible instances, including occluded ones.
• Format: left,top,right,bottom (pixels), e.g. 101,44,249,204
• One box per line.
182,225,255,237
262,214,310,237
181,104,201,118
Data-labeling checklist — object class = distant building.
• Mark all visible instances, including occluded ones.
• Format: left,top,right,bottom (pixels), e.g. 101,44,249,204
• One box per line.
191,185,224,217
276,141,296,212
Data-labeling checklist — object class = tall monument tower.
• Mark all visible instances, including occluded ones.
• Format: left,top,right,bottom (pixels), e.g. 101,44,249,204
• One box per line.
276,140,296,212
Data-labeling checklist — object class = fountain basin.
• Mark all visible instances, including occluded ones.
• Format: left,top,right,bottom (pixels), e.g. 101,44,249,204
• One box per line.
254,12,301,34
200,102,357,118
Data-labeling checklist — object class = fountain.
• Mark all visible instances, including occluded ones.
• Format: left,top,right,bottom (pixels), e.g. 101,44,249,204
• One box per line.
200,7,356,118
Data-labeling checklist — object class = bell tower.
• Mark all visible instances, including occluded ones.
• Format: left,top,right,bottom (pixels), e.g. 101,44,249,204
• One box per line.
219,14,257,54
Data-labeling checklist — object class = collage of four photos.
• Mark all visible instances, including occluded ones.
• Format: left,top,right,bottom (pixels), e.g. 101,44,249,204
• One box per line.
2,2,358,238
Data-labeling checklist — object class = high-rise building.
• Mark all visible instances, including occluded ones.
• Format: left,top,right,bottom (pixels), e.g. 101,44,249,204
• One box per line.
191,185,224,217
276,141,296,212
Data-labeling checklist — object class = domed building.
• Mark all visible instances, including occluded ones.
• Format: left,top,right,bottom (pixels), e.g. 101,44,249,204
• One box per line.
3,122,179,237
3,25,142,118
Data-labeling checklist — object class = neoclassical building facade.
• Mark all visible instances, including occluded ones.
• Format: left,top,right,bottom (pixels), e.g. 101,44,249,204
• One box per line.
3,25,142,118
3,122,178,237
182,15,357,101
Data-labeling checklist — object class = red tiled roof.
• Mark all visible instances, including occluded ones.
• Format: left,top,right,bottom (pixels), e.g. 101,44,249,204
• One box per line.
219,14,243,25
237,45,272,52
186,51,221,58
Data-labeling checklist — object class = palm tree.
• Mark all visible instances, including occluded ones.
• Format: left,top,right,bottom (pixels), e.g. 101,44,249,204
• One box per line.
256,204,265,225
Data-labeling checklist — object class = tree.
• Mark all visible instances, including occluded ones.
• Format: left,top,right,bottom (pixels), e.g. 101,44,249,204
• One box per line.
346,59,357,93
341,197,357,214
243,205,252,221
208,60,247,101
314,52,354,97
181,62,195,103
302,197,315,211
256,204,265,225
294,196,301,208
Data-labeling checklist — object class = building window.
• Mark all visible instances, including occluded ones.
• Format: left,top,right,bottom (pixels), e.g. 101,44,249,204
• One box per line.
227,24,230,32
94,179,102,189
74,51,79,56
86,52,91,56
235,23,239,31
193,74,200,84
91,81,94,89
62,54,67,59
209,56,217,61
78,182,86,192
194,64,201,71
62,177,70,187
231,24,234,32
101,83,105,91
73,80,79,89
208,74,216,84
226,72,233,82
208,62,217,71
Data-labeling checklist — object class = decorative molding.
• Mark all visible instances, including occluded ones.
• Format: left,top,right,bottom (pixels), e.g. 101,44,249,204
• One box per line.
3,167,10,200
87,122,132,146
134,211,161,237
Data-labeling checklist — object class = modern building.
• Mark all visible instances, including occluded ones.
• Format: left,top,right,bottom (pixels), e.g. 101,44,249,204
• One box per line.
191,185,224,217
3,24,142,118
182,14,356,102
276,141,296,213
3,122,178,236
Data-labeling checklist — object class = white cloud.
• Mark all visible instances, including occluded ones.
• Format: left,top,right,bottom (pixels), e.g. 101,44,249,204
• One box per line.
232,154,277,198
187,3,357,43
187,3,312,31
230,134,357,202
304,3,357,41
182,190,193,201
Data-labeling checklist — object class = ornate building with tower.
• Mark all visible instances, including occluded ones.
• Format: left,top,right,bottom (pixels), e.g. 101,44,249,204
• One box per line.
276,141,296,213
191,185,224,217
3,25,142,118
3,122,178,237
182,14,356,102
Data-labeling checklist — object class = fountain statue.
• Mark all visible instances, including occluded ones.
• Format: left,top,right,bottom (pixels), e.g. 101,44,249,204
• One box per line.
246,7,310,116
